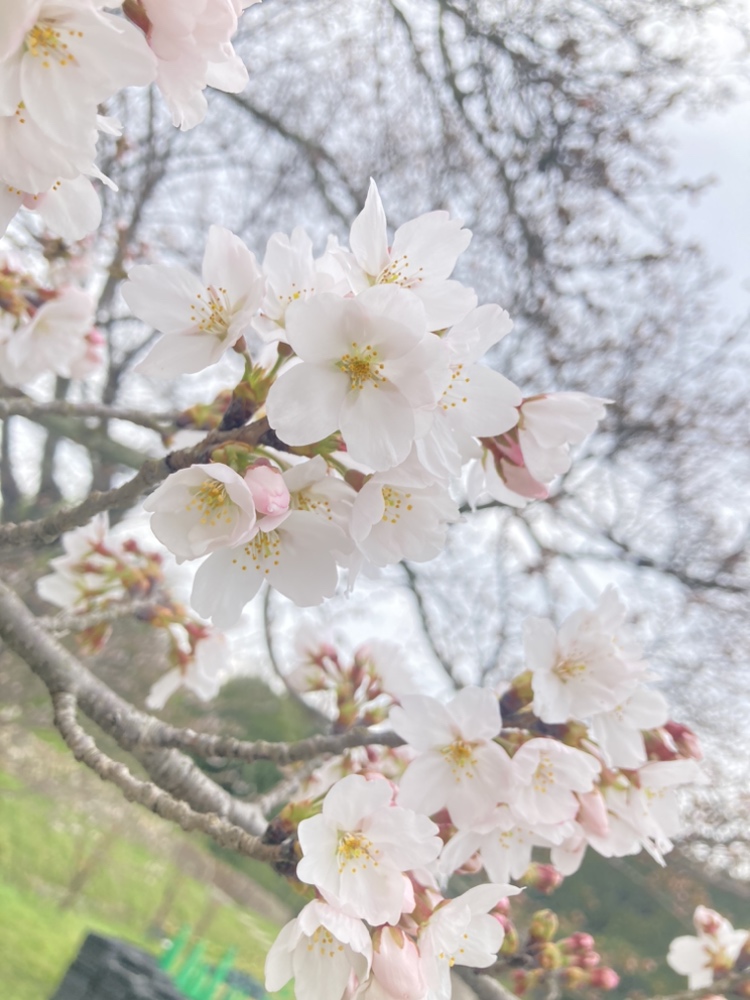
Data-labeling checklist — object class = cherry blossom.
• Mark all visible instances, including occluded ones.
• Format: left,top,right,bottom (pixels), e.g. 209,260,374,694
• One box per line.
511,738,601,827
418,884,521,1000
124,225,263,376
589,687,670,768
296,774,442,926
468,392,609,507
266,286,446,470
1,285,98,385
265,899,373,1000
390,687,513,829
345,179,477,330
143,462,259,562
524,587,646,724
667,907,748,988
146,632,232,709
123,0,260,131
440,805,574,884
253,227,336,340
350,467,460,568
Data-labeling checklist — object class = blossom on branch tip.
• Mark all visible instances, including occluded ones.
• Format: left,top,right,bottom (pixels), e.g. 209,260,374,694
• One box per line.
296,773,442,926
124,225,263,377
345,178,477,330
667,907,749,988
143,462,259,561
265,899,373,1000
389,687,513,829
266,286,445,471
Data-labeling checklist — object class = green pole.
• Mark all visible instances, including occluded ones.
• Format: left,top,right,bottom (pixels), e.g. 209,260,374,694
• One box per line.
159,926,192,973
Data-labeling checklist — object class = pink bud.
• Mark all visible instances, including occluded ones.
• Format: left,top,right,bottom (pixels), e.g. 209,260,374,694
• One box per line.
577,789,610,838
694,906,725,937
244,465,290,516
664,722,703,760
588,967,620,990
519,863,564,894
372,926,426,1000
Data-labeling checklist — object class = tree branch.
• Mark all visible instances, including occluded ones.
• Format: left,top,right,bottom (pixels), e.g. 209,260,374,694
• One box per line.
0,575,266,835
0,396,178,435
52,691,284,865
0,417,269,548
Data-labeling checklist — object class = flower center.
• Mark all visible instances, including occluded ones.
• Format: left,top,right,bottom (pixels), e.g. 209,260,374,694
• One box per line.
232,530,282,575
337,831,379,873
190,286,231,339
377,254,423,287
553,659,587,683
441,739,478,781
381,486,413,524
186,480,233,526
441,362,471,409
308,925,344,959
338,342,386,390
26,22,81,69
532,753,555,792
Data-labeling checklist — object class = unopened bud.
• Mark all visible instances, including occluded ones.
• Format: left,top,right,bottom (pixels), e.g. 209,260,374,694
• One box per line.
664,722,703,760
588,967,620,990
537,943,564,971
694,906,725,937
529,909,559,943
496,915,519,955
512,970,529,995
519,863,564,895
560,966,589,990
569,932,595,953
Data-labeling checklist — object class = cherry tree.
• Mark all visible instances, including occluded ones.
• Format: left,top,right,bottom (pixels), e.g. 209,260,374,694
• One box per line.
1,3,749,1000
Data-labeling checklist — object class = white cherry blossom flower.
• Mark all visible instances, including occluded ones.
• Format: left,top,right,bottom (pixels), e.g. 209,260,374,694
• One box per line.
296,774,442,926
390,687,513,829
146,633,232,709
350,468,460,568
143,463,258,562
0,173,102,242
418,884,521,1000
1,286,97,385
511,738,601,827
124,0,259,131
124,225,263,377
346,179,477,330
0,1,155,149
467,392,609,508
253,227,336,340
266,286,446,471
265,899,373,1000
440,805,574,884
525,587,646,725
589,687,670,768
668,907,748,988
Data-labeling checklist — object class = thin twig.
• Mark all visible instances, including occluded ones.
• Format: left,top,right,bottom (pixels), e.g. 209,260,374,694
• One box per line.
0,396,179,434
52,692,285,865
0,417,269,548
136,721,404,765
401,561,460,688
39,599,157,636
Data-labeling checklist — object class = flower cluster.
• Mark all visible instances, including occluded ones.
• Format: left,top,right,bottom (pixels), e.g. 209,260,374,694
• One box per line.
259,588,702,999
35,512,231,706
0,1,260,240
266,773,521,1000
127,185,608,626
0,261,102,384
668,906,749,989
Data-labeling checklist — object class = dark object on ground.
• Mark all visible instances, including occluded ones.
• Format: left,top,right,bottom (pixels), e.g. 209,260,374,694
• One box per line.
50,932,186,1000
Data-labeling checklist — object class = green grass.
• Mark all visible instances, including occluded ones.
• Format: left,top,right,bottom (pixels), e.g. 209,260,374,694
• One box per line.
0,766,285,999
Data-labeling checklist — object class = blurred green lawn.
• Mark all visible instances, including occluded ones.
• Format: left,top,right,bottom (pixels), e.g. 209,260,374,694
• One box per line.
0,764,291,1000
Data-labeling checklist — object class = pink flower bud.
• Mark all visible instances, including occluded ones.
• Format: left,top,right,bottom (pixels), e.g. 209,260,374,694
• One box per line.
519,862,564,895
694,906,725,937
577,789,610,838
244,465,291,516
588,967,620,990
372,926,426,1000
664,722,703,760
